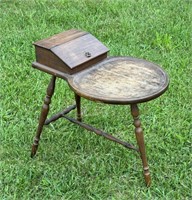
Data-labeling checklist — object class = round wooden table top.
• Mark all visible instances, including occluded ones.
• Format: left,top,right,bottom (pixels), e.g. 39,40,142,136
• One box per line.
68,57,169,104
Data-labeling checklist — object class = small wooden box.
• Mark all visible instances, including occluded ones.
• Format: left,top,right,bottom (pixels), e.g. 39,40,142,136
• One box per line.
33,29,109,75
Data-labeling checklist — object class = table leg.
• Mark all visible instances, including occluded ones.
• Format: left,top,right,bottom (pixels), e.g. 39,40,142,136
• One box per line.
75,93,82,122
31,76,56,157
131,104,151,186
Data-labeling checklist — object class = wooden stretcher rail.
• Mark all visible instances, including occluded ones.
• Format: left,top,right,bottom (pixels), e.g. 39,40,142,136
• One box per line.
44,105,76,125
62,114,139,152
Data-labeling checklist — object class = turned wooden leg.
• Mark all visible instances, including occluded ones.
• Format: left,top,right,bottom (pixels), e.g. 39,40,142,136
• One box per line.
75,93,82,122
131,104,151,187
31,76,56,157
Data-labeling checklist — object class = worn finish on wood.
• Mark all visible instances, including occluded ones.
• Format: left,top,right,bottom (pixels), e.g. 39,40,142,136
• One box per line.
31,30,169,186
75,93,82,122
63,115,139,152
68,57,169,104
131,104,151,187
31,76,56,157
34,29,87,49
32,62,70,81
44,105,76,125
33,29,109,75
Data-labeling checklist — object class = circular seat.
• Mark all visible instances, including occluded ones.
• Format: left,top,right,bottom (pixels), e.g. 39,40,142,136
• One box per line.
68,57,169,104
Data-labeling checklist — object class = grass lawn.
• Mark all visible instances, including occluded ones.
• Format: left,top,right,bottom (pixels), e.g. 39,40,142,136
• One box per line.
1,0,192,199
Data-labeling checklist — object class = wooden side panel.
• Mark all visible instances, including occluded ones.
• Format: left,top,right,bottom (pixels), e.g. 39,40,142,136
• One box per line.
35,46,71,74
34,47,107,75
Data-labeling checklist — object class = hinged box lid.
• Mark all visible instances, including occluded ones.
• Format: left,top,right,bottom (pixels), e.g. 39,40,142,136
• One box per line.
33,29,109,75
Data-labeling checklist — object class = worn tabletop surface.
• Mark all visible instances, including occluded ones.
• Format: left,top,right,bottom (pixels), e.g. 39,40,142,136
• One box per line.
68,57,169,104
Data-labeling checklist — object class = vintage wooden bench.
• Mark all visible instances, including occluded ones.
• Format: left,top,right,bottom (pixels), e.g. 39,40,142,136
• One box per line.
30,29,169,186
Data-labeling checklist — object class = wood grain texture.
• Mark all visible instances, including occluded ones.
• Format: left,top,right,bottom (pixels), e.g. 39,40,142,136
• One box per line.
68,57,169,104
35,47,70,74
131,104,151,186
33,29,87,49
31,76,56,157
33,30,109,74
52,34,109,69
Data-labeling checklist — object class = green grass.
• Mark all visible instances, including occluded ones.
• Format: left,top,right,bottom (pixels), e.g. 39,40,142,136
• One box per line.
1,0,192,199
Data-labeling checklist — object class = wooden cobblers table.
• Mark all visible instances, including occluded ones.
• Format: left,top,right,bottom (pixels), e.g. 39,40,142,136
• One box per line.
31,30,169,187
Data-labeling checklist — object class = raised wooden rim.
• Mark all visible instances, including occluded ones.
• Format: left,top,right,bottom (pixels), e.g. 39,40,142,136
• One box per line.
67,56,169,104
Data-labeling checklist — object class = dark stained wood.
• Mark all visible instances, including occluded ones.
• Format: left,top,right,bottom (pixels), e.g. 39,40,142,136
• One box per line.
63,115,138,152
32,53,108,78
31,30,169,186
32,62,70,81
44,105,76,125
52,34,109,69
33,29,109,74
68,57,169,104
31,76,56,157
34,47,71,74
131,104,151,187
75,93,82,122
34,29,87,49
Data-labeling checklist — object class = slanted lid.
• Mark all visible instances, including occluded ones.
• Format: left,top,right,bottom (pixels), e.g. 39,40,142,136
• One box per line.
52,34,109,69
34,29,109,70
33,29,87,49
